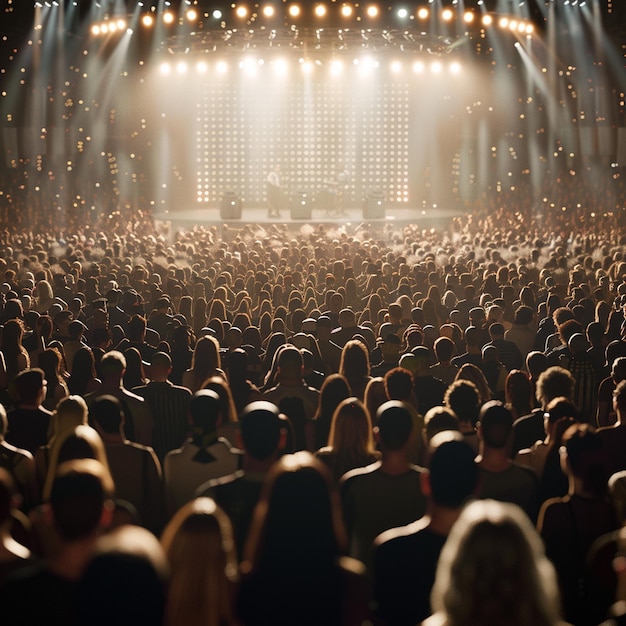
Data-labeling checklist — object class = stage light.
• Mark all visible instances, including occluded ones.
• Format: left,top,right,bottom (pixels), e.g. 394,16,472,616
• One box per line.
509,20,518,31
235,6,248,19
481,14,493,26
330,59,343,76
91,24,101,35
430,60,443,73
417,7,429,20
315,4,327,17
117,19,126,30
262,5,275,18
101,22,109,33
196,61,208,73
159,62,171,75
186,8,198,22
397,8,409,19
108,21,117,33
525,23,534,34
518,22,526,33
463,11,474,23
142,14,154,27
499,17,509,28
273,58,288,76
366,5,379,18
216,60,228,74
412,60,424,73
176,61,188,74
391,60,402,73
449,61,461,74
212,9,223,19
301,59,313,74
288,4,301,17
341,4,353,18
163,11,175,24
441,8,453,22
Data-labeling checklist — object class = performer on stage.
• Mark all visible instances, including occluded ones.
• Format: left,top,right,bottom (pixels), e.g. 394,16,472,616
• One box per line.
267,164,282,218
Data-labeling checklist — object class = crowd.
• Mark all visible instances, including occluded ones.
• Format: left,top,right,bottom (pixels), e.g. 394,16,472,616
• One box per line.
0,175,625,625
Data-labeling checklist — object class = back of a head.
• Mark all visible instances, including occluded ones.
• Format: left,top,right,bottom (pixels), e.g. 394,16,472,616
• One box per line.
434,336,455,362
189,389,221,433
444,379,480,426
536,366,575,408
424,406,461,444
240,401,284,461
562,423,606,497
278,346,303,378
14,368,45,404
544,396,578,425
479,401,513,449
384,367,414,401
376,400,414,451
428,433,478,509
50,458,113,542
91,394,125,435
100,351,126,378
251,452,342,572
432,499,560,626
78,525,169,626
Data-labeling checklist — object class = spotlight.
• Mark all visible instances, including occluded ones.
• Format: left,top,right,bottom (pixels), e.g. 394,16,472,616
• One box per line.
288,4,301,17
262,5,275,18
108,21,117,33
163,11,175,24
499,17,509,28
341,4,353,17
525,23,534,34
116,18,126,30
216,60,228,74
481,14,493,26
412,60,425,73
417,7,429,20
441,8,453,21
390,60,402,73
273,58,288,76
159,62,171,75
463,11,474,23
509,20,518,30
176,61,188,74
235,6,248,18
186,8,198,22
196,61,208,73
91,24,101,35
141,14,154,27
100,22,109,33
430,60,443,73
517,22,526,33
315,4,327,17
330,59,343,75
366,5,379,18
301,59,313,74
449,61,461,74
212,9,223,19
397,7,409,19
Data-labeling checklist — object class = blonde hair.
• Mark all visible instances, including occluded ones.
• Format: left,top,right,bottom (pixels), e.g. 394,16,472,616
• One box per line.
48,395,88,443
431,499,561,626
161,498,238,626
327,397,376,466
42,424,114,502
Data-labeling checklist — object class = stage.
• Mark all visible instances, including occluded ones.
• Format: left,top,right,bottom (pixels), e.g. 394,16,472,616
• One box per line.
153,204,462,231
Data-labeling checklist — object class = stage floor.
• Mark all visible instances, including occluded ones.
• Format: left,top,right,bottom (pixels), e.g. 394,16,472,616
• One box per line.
153,205,462,230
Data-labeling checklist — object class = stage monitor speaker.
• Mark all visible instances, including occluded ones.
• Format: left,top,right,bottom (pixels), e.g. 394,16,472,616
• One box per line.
363,190,385,219
291,191,312,220
220,192,242,219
